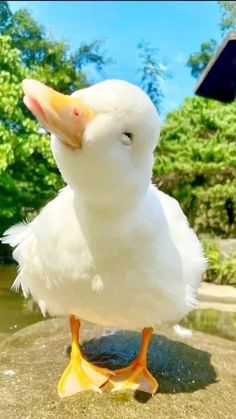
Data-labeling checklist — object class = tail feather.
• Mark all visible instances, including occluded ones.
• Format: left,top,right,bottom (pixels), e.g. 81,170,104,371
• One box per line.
1,222,32,298
1,222,30,248
11,273,29,298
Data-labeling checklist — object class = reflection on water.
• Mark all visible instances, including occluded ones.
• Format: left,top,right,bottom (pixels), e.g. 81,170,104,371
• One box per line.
0,264,236,342
0,264,43,341
181,308,236,342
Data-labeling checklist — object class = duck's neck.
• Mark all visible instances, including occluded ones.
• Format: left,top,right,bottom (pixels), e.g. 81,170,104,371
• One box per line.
72,186,146,226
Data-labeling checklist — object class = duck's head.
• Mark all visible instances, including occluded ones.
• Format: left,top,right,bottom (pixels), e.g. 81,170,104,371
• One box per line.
22,79,160,210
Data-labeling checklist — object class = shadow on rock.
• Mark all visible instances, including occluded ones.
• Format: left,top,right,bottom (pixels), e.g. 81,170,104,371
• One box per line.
74,331,217,399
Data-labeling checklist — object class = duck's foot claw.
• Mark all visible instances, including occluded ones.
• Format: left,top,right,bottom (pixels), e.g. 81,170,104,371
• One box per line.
110,361,158,395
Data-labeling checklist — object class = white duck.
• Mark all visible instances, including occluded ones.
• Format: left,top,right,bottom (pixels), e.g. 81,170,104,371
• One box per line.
2,79,206,397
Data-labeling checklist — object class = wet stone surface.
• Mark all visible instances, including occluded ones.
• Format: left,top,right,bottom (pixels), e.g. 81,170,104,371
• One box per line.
0,318,236,419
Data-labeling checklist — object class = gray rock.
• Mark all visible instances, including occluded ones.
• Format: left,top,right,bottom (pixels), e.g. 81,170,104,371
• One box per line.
0,318,236,419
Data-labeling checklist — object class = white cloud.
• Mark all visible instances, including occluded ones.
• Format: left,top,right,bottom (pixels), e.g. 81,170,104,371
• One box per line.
174,53,186,64
158,63,168,72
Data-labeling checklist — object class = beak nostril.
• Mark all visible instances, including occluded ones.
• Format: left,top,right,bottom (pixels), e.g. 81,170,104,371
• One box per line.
73,108,81,117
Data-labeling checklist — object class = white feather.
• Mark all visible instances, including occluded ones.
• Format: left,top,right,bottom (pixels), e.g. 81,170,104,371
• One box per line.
173,324,193,338
2,222,29,248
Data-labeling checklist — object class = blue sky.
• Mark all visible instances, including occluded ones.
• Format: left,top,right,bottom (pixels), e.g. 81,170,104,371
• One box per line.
9,1,222,117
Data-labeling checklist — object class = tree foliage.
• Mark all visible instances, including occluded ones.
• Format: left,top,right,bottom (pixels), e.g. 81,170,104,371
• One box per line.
137,40,170,112
154,95,236,238
186,39,218,79
0,35,63,232
202,240,236,287
218,1,236,35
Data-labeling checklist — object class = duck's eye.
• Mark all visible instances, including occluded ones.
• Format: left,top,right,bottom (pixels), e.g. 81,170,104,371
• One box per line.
121,132,133,146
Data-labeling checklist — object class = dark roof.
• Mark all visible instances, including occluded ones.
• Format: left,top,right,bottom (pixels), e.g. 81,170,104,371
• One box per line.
194,31,236,102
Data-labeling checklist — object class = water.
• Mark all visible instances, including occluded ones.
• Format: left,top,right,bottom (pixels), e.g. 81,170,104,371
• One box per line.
181,308,236,341
0,264,236,342
0,264,43,341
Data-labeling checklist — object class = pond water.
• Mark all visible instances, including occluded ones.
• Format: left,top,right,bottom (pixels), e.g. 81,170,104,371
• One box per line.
0,264,43,341
0,264,236,342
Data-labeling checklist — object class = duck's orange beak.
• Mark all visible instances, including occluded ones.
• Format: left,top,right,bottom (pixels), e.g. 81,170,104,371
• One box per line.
22,79,95,148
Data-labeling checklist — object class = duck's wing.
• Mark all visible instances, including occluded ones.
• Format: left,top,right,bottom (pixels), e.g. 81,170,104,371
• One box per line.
1,187,73,304
1,221,35,298
152,186,207,309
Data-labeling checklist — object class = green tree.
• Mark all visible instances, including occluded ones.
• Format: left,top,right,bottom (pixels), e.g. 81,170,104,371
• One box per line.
218,1,236,35
0,35,63,235
154,95,236,238
0,1,12,32
137,40,170,112
187,1,236,79
186,39,218,79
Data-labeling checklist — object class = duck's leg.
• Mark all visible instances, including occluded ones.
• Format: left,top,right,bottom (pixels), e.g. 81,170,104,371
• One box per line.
110,327,158,395
58,315,112,398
